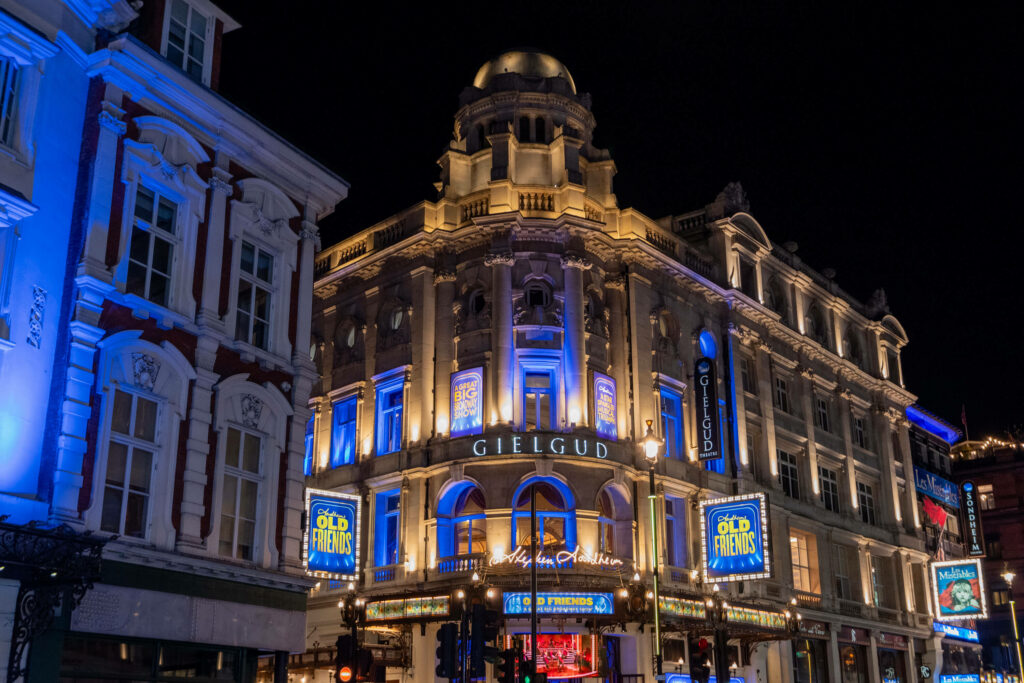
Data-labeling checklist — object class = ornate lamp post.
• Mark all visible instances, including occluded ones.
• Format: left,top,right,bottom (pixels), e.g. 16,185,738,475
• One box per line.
1003,569,1024,676
641,419,664,676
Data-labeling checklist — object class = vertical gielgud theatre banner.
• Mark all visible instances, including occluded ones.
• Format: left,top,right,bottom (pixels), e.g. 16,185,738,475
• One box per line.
305,489,361,580
694,357,721,462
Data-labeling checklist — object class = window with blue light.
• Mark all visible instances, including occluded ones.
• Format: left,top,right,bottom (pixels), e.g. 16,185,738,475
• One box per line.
331,396,358,467
437,485,488,558
375,379,403,455
665,495,687,567
374,489,400,566
659,386,684,459
523,369,555,431
0,57,19,147
513,480,576,552
303,414,314,476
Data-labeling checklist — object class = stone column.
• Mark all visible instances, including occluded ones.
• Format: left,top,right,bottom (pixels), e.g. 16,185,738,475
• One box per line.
798,366,820,504
755,342,780,488
486,250,514,424
604,274,629,439
827,625,843,683
872,407,902,527
627,273,654,440
410,266,435,445
293,221,319,364
836,389,859,517
561,254,590,427
79,93,126,282
362,287,380,459
198,166,232,328
433,269,457,436
896,417,920,530
726,325,751,474
867,633,881,683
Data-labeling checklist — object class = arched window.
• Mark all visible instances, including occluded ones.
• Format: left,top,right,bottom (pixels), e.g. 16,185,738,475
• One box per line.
437,482,487,558
806,305,829,348
843,327,863,367
512,479,576,552
519,116,531,142
764,277,787,318
597,488,632,559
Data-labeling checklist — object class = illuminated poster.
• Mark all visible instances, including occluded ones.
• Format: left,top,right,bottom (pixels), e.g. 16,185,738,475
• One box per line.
694,357,721,462
932,559,988,621
593,373,617,440
700,492,771,583
666,675,745,683
450,367,484,438
506,634,597,680
960,481,986,557
305,489,360,580
503,592,613,615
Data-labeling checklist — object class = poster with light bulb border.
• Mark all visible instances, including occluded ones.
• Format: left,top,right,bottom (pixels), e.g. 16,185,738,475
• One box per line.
699,492,772,584
304,488,361,581
931,558,988,622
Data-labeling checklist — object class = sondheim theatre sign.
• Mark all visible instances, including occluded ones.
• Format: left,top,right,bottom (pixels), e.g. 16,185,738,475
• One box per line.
471,432,611,459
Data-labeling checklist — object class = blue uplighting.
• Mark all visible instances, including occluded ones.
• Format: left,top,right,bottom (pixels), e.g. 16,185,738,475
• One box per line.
906,405,960,445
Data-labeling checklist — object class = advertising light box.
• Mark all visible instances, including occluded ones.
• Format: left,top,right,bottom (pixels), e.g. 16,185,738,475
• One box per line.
938,676,980,683
503,592,613,615
305,488,361,580
450,367,484,438
913,466,959,509
700,492,771,584
932,558,988,621
666,675,745,683
933,622,980,643
593,373,617,440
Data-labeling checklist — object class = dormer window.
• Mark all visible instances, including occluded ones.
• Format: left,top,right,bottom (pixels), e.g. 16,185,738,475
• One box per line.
0,57,19,147
164,0,211,84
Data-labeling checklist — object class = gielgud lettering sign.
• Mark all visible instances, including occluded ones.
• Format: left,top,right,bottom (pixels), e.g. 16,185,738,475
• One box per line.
304,488,361,580
694,357,721,462
471,433,611,459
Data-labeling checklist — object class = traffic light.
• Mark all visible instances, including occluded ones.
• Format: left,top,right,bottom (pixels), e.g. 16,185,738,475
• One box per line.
469,604,502,677
688,637,711,683
494,648,514,683
436,623,459,679
336,634,355,683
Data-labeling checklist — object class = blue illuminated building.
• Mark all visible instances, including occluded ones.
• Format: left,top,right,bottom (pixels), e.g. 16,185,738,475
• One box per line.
304,47,954,683
0,1,347,680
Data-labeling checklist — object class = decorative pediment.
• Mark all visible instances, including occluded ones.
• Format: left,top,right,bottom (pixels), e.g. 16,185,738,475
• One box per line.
237,178,300,235
133,116,210,169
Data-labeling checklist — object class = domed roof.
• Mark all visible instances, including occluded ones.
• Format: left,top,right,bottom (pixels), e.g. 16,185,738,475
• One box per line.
472,50,576,94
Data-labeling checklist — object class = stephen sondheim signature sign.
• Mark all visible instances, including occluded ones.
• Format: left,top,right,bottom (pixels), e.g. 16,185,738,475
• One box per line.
490,545,625,569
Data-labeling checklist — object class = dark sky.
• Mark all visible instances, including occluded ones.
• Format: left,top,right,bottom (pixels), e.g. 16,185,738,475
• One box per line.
214,2,1021,438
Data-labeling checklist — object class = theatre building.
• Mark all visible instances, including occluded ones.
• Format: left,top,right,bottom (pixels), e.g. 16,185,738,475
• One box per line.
0,1,347,681
302,50,937,683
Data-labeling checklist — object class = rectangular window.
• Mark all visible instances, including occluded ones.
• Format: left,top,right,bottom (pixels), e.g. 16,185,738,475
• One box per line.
814,397,831,432
219,427,261,561
0,57,18,147
235,241,273,350
524,371,554,431
375,379,403,455
740,357,757,395
819,466,840,513
979,483,995,510
660,385,684,459
857,482,876,525
789,528,820,593
773,377,791,414
870,555,893,608
302,414,314,476
779,449,799,499
993,589,1011,607
832,544,854,600
853,416,868,449
165,0,208,82
331,396,358,467
665,496,687,568
101,389,158,538
375,490,400,566
127,185,177,307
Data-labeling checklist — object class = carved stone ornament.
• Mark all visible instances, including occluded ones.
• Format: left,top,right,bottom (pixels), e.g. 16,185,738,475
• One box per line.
513,295,562,327
250,204,288,236
561,254,592,270
240,394,263,428
97,110,127,136
484,251,514,267
433,269,457,285
604,273,626,290
300,220,320,243
26,285,45,348
209,176,233,195
130,352,160,391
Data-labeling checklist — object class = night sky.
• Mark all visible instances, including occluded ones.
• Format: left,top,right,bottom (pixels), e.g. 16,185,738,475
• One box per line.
214,2,1021,438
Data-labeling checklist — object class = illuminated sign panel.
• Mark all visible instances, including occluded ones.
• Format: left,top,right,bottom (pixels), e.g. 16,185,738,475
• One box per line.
471,433,610,459
700,493,771,583
304,489,360,580
932,558,988,621
933,622,980,642
960,481,986,557
913,466,960,509
503,592,613,615
450,368,484,438
938,676,981,683
666,675,745,683
593,373,617,441
365,595,449,621
694,357,721,462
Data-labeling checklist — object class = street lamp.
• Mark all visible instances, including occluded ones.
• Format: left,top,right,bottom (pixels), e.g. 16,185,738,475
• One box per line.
641,419,664,676
1003,569,1024,676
